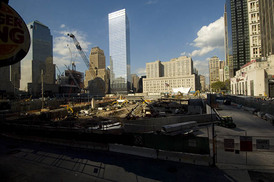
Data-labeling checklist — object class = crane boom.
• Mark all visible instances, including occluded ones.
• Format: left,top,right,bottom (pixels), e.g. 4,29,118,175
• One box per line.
67,33,90,68
67,33,106,95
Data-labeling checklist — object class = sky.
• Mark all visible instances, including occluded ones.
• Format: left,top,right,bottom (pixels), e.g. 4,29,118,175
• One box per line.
9,0,226,82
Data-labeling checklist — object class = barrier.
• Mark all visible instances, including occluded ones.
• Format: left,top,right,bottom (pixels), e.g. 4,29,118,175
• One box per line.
158,150,212,166
109,144,157,159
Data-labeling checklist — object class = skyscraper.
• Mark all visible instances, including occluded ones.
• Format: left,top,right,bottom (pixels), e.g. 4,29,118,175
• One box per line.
108,9,130,94
84,47,109,95
259,0,274,58
225,0,250,75
20,21,56,97
224,2,234,79
247,0,261,60
209,56,221,87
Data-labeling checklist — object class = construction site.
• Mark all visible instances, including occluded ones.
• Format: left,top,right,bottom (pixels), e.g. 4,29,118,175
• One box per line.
0,92,219,165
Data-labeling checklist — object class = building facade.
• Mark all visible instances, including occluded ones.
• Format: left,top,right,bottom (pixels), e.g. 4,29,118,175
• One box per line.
20,21,56,97
259,0,274,58
224,2,234,79
146,56,193,78
131,74,140,93
231,55,274,97
108,9,131,94
0,62,20,95
199,75,206,92
209,56,221,87
225,0,250,75
248,0,262,60
84,47,109,95
143,56,199,94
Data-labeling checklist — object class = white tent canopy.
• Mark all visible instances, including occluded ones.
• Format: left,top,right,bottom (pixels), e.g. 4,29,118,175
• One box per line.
172,87,191,94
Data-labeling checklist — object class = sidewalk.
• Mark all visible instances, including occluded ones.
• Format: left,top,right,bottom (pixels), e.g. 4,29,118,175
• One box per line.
218,163,274,182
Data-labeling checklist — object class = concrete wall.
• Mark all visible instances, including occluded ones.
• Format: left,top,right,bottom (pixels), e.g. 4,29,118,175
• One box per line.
123,114,216,133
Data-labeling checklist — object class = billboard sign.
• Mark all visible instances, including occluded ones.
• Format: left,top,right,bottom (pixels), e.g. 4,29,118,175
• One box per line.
0,2,30,67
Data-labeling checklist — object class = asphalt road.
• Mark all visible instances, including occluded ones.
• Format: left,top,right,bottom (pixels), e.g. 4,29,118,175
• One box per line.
217,102,274,136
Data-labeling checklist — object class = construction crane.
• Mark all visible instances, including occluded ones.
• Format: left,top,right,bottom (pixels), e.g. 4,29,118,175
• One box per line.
67,33,105,94
64,64,81,91
67,33,91,70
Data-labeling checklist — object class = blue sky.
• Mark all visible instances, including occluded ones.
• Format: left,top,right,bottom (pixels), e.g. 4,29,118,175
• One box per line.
10,0,226,81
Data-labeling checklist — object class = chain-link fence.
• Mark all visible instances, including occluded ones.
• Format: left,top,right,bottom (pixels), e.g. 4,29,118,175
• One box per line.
216,134,274,166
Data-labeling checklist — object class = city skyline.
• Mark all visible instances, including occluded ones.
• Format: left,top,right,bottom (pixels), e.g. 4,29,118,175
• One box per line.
9,0,225,82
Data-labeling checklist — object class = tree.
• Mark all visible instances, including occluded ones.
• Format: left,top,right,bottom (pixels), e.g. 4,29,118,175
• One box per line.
211,81,226,92
211,80,230,92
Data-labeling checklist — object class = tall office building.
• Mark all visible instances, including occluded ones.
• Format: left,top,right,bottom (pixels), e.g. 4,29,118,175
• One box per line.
199,75,206,92
209,56,222,88
259,0,274,58
225,0,250,75
224,2,234,80
108,9,130,94
20,21,56,97
248,0,261,60
84,47,109,95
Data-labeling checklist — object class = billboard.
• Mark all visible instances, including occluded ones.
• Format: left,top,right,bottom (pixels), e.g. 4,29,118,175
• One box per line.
0,2,30,67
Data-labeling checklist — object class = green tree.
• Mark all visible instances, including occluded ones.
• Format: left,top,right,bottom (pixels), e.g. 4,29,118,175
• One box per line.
211,81,226,92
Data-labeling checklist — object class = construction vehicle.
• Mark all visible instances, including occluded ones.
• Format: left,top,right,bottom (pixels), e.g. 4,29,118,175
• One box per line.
213,108,236,128
217,116,236,128
193,90,200,97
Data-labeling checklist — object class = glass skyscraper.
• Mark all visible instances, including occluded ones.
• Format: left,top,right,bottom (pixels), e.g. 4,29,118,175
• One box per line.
225,0,250,75
20,21,55,96
108,9,131,94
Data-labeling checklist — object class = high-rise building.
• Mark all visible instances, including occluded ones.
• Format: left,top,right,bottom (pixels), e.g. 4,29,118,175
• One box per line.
20,21,56,97
143,56,200,94
0,62,20,95
219,60,225,82
84,47,109,95
248,0,261,60
209,56,222,88
108,9,130,94
199,75,206,92
130,74,140,93
225,0,250,75
224,2,234,79
146,56,193,78
259,0,274,58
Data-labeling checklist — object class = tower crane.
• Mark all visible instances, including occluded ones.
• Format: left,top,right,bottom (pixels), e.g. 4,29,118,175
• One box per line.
67,33,106,94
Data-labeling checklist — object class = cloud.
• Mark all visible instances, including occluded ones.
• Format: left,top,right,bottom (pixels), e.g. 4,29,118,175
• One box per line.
190,16,224,57
135,67,146,76
60,24,65,28
193,60,208,75
53,27,92,72
145,0,159,5
180,52,191,57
